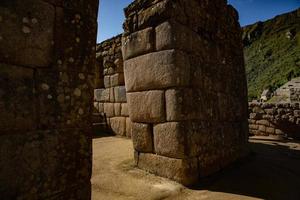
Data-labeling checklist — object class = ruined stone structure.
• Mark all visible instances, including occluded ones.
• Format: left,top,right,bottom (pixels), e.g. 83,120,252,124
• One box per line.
273,77,300,103
121,0,249,185
0,0,98,199
94,35,132,137
249,103,300,139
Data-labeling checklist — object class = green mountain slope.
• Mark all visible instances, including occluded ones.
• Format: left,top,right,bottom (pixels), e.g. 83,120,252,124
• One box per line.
243,8,300,100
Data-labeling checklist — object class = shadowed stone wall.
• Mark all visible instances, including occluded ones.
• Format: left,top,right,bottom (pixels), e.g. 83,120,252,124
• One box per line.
0,0,98,199
94,35,132,137
249,103,300,139
122,0,249,185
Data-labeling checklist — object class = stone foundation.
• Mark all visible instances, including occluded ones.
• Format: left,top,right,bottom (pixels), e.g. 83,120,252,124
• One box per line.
122,0,249,185
0,0,98,199
249,103,300,139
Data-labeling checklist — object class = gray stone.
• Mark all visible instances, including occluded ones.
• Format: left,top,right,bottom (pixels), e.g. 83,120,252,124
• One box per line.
114,86,127,103
94,89,110,102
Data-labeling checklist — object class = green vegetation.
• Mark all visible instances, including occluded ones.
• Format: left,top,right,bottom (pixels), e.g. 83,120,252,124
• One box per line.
243,8,300,101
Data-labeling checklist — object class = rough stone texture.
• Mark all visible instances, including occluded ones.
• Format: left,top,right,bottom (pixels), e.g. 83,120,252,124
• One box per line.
0,0,98,199
114,86,127,102
124,50,190,92
132,123,153,152
137,153,199,186
122,27,154,60
110,117,126,136
248,103,300,139
123,0,248,186
127,90,166,123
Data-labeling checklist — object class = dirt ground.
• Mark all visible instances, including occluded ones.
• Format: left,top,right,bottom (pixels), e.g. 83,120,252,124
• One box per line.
92,136,300,200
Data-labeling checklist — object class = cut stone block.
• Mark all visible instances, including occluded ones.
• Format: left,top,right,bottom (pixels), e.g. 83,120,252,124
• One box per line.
110,117,126,136
121,103,129,116
94,89,109,102
104,103,114,118
114,103,121,116
109,88,115,102
137,153,199,186
104,75,111,88
110,73,125,87
127,90,165,123
114,86,127,103
153,122,185,158
122,27,154,60
132,123,153,152
98,103,104,113
124,50,190,92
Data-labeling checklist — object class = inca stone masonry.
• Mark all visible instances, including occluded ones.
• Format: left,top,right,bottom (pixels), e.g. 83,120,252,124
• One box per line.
1,0,250,199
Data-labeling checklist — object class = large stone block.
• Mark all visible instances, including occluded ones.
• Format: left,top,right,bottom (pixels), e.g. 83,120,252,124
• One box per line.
132,123,153,152
124,50,190,92
0,0,55,67
94,89,109,102
110,117,126,136
127,91,165,123
137,153,199,186
114,86,127,103
110,73,125,87
156,20,200,52
153,122,186,158
122,27,154,60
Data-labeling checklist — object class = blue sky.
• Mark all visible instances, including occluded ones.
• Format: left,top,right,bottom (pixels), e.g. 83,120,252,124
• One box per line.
97,0,300,42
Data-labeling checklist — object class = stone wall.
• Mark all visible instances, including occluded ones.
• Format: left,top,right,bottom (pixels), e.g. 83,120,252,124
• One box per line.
249,103,300,139
122,0,249,186
0,0,98,199
94,35,132,137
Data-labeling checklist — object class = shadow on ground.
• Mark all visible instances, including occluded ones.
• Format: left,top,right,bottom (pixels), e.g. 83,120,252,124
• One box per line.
192,138,300,200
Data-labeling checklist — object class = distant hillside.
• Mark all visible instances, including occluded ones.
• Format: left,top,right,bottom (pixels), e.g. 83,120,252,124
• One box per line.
243,8,300,100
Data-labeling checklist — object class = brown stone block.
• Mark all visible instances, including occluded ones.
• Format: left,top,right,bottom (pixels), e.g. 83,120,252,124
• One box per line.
124,50,190,92
127,91,165,123
132,123,153,152
122,27,154,60
104,103,114,118
0,0,55,67
0,64,37,132
109,87,115,102
110,73,125,87
114,103,121,116
257,120,270,126
104,75,111,88
98,103,104,113
110,117,126,136
121,103,129,116
137,153,199,186
153,122,185,158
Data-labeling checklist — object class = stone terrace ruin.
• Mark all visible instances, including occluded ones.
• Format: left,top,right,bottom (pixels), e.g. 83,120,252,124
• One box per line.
1,0,250,198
